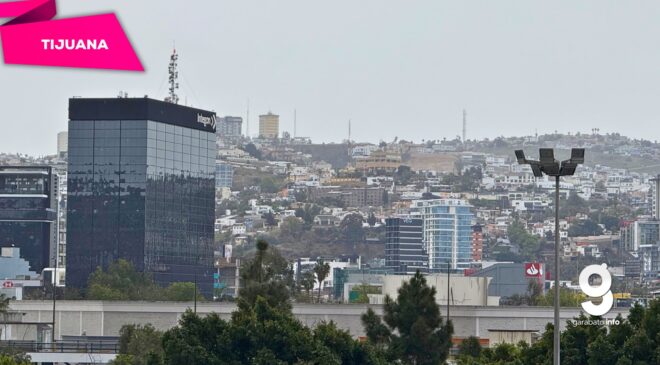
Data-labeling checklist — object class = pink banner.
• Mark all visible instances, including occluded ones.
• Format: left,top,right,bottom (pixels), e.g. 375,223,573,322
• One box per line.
0,0,143,71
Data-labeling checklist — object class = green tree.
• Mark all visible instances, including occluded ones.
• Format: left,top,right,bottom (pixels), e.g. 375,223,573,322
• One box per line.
313,260,331,303
568,219,604,237
362,271,454,365
279,216,304,241
242,143,262,159
162,282,205,302
87,260,161,300
341,213,365,242
0,355,30,365
239,239,293,311
295,203,321,226
507,221,540,259
458,336,482,359
161,299,386,365
111,324,164,365
299,271,316,302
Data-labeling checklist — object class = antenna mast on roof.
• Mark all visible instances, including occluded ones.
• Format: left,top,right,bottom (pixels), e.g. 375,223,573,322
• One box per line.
164,47,179,104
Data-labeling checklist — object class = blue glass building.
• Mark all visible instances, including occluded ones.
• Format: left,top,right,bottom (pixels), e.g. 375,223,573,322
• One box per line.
66,98,216,294
411,199,474,271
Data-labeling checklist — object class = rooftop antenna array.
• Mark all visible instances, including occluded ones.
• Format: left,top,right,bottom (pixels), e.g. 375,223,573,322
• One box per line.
164,48,179,104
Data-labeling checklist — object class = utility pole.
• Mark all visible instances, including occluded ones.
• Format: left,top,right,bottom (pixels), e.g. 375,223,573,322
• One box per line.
554,175,560,365
194,273,197,314
447,261,450,320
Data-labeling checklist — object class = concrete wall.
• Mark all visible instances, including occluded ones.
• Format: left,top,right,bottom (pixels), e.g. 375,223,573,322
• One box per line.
6,301,630,341
381,274,497,306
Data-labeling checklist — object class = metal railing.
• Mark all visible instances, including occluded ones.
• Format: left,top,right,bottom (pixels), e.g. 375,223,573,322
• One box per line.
0,340,118,353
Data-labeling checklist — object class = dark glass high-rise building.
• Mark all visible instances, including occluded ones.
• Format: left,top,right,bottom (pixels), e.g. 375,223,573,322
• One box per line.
385,217,428,274
66,98,216,294
0,166,58,273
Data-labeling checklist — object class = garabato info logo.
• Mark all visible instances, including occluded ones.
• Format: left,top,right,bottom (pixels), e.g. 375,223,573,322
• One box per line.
0,0,143,71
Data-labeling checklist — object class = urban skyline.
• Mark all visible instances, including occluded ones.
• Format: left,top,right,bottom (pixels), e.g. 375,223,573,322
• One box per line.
5,1,660,155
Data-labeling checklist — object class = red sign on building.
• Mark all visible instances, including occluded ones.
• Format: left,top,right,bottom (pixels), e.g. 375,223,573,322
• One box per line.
525,263,542,277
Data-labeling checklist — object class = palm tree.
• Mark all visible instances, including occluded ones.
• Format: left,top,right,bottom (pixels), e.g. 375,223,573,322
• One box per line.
313,260,330,303
300,271,316,302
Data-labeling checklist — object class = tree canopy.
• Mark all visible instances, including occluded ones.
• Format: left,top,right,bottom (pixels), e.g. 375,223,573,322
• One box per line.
361,271,454,365
86,259,205,301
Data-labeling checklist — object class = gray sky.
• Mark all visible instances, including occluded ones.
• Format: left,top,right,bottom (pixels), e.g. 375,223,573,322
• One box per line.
2,0,660,156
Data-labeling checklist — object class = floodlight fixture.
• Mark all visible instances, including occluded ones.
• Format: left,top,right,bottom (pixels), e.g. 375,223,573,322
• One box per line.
570,148,585,164
511,147,585,365
539,148,555,164
560,161,578,176
529,161,543,178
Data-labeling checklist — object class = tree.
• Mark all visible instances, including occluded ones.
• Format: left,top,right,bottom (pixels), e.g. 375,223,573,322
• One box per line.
507,221,540,259
111,324,164,365
458,336,482,358
0,295,8,314
341,213,365,242
259,176,280,194
295,203,321,226
568,219,604,237
87,260,161,301
367,212,378,227
299,271,316,302
161,299,387,365
239,239,293,311
362,271,454,364
395,165,413,185
243,143,262,159
0,355,30,365
262,212,277,227
279,216,304,241
162,282,205,302
313,260,331,303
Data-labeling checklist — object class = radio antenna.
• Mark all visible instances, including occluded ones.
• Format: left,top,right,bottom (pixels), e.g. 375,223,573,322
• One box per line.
164,47,179,104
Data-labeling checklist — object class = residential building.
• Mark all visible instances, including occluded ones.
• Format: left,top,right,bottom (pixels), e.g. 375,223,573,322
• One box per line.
309,186,386,208
216,116,242,142
57,131,68,157
620,220,660,252
385,217,428,274
653,175,660,219
66,97,216,294
472,224,484,262
0,166,58,273
259,112,279,139
354,150,402,174
411,199,474,271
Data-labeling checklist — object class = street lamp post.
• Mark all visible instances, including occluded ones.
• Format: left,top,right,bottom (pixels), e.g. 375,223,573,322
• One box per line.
515,148,584,365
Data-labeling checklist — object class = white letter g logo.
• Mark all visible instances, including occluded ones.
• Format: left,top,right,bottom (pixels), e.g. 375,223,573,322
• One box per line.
579,264,613,316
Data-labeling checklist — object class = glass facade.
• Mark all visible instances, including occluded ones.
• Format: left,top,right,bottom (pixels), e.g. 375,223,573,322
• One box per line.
215,162,233,188
412,199,474,271
0,167,57,273
67,98,216,294
385,217,428,274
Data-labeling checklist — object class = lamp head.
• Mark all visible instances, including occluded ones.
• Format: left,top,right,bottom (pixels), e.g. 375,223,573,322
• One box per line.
570,148,585,164
529,161,543,178
515,150,526,165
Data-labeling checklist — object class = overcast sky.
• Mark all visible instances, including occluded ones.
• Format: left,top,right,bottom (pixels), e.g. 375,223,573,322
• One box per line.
2,0,660,155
